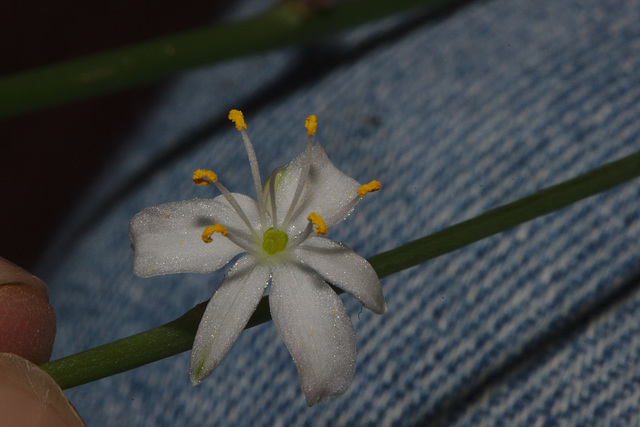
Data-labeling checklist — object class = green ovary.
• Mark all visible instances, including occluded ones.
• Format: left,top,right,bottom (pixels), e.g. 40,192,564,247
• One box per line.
262,227,289,255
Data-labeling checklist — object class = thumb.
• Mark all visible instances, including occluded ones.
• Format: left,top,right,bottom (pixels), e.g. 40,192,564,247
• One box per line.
0,256,56,364
0,353,85,426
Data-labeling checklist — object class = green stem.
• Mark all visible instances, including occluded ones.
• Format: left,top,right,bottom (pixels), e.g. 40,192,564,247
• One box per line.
0,0,458,118
41,150,640,390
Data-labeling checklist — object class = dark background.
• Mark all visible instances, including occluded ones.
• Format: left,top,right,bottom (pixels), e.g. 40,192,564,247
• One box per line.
0,2,230,268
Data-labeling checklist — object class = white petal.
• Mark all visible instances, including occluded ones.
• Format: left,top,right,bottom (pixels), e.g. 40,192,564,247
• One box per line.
270,262,356,406
295,237,387,314
190,254,270,383
129,194,260,277
275,144,361,234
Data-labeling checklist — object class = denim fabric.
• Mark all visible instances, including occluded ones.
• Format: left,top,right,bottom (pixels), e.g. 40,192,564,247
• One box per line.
37,0,640,425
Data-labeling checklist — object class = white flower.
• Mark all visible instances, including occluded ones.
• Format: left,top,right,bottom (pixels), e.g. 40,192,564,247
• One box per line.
129,110,386,405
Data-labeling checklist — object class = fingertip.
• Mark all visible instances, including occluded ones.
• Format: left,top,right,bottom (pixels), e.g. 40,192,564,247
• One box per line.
0,283,56,364
0,353,84,426
0,256,48,295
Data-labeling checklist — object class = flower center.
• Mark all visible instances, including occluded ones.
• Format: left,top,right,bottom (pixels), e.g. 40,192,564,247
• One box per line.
262,227,289,255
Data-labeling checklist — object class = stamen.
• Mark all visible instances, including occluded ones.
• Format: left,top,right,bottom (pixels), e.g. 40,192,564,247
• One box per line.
287,221,314,250
307,212,327,235
305,115,316,147
287,211,326,250
333,179,382,221
201,224,257,252
357,180,381,197
202,224,227,243
228,109,264,219
212,179,260,239
192,167,259,237
305,115,317,136
281,116,315,228
228,109,246,130
193,169,217,185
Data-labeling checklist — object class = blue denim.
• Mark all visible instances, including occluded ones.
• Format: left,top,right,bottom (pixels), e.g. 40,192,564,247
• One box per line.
37,0,640,425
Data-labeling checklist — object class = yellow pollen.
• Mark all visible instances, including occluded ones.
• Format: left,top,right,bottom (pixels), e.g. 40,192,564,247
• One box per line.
228,109,247,130
357,180,381,197
307,212,327,235
193,169,217,185
305,115,317,136
202,224,228,243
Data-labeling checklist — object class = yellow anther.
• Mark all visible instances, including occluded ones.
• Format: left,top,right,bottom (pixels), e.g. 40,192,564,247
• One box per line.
202,224,228,243
305,115,318,136
228,109,247,130
357,180,381,198
193,169,217,185
307,212,327,235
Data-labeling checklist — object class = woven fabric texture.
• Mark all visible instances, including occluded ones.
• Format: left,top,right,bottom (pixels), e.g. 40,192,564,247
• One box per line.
37,0,640,425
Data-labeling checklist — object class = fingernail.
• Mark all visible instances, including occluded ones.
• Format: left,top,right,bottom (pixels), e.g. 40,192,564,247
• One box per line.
0,256,48,295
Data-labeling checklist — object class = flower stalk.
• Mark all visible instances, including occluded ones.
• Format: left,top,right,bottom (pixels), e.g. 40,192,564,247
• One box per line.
41,149,640,390
0,0,462,118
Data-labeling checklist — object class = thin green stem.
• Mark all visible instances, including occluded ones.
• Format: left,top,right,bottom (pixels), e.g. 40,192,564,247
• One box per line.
368,151,640,278
41,150,640,390
0,0,458,118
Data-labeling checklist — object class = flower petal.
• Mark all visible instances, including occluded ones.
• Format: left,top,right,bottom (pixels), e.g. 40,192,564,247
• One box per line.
295,237,387,314
270,262,356,406
129,194,260,277
190,254,270,384
276,144,361,234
